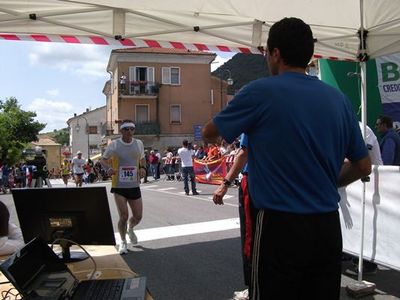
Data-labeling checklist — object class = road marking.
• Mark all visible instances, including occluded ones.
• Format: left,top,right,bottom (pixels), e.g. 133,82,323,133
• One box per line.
143,187,238,207
115,218,240,243
156,187,177,191
208,195,233,200
140,185,158,189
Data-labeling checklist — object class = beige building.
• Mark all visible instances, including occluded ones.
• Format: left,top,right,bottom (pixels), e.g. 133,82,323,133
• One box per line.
31,138,61,173
104,47,230,149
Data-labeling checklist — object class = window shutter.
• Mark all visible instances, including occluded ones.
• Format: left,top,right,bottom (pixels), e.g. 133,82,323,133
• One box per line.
162,67,170,84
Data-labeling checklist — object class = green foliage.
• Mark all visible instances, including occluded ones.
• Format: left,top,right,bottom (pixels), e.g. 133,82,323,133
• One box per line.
212,53,270,94
53,128,70,146
0,97,46,164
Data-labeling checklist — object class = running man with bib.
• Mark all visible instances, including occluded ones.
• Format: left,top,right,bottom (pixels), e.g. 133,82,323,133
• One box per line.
101,120,146,254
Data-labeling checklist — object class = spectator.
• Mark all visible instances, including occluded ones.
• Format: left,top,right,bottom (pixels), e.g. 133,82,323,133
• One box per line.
155,150,161,179
163,150,175,180
202,17,371,299
0,201,24,255
177,140,199,196
148,150,159,180
194,145,206,160
120,72,127,94
375,115,400,165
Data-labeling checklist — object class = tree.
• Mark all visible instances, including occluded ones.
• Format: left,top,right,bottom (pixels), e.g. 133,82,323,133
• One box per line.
0,97,46,164
53,128,70,146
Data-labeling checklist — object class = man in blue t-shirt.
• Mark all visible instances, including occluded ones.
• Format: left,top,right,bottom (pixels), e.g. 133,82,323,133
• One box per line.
202,17,371,300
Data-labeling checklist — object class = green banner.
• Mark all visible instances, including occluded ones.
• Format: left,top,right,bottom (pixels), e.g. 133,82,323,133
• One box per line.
319,59,382,134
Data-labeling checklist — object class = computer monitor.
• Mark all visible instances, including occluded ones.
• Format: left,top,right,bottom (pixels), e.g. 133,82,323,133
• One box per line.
11,187,116,262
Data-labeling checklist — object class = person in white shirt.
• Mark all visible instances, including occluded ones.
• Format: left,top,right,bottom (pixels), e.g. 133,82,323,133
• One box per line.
71,151,86,187
0,201,24,256
120,72,127,94
177,140,199,196
360,122,383,165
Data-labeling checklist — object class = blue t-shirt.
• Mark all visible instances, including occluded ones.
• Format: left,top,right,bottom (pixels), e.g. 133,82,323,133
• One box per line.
214,72,368,214
239,133,249,174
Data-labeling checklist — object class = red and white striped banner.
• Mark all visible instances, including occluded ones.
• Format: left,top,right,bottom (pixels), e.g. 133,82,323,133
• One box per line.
0,33,356,61
0,33,259,54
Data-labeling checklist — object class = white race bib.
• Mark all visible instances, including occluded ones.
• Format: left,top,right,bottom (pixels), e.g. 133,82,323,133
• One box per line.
119,166,137,182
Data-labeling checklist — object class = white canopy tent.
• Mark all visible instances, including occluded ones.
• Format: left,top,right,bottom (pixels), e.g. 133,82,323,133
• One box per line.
2,0,400,280
1,0,400,60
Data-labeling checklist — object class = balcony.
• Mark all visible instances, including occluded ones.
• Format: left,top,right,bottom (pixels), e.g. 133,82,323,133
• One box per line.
119,81,159,97
135,122,160,135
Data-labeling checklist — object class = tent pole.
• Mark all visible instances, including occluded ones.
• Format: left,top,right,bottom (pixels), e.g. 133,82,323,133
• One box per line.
346,0,376,296
358,60,367,283
345,37,376,300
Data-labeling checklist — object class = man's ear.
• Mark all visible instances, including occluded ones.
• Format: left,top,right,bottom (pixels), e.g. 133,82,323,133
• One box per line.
270,48,281,62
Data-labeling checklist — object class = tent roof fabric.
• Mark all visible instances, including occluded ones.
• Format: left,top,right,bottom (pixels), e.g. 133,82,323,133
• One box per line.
1,0,400,60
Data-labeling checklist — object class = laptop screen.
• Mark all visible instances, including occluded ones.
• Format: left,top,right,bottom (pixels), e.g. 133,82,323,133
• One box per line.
0,237,77,298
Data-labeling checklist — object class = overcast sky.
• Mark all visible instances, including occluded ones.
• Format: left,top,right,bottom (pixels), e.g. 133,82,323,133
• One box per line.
0,41,232,132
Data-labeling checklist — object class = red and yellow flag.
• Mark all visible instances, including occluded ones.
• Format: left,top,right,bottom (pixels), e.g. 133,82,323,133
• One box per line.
193,157,227,185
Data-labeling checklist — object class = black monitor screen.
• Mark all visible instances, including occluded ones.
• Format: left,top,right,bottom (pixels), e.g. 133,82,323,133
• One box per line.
11,187,116,261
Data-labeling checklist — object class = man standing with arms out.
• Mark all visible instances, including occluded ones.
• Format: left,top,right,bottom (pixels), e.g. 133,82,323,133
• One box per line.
375,115,400,165
178,140,199,196
71,151,85,187
202,17,371,300
101,120,146,254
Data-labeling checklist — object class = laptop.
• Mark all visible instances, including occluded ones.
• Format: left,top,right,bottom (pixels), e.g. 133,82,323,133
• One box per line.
0,237,147,300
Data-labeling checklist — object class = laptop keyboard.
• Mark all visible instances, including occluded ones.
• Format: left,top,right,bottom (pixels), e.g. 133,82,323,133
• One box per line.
85,279,125,300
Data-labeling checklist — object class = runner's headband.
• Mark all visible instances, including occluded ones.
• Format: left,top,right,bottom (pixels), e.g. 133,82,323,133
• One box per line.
120,122,135,130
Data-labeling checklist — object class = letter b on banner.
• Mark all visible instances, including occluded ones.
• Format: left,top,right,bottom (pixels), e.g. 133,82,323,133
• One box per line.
381,62,400,82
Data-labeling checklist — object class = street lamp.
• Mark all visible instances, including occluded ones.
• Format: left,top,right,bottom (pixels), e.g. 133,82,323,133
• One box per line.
220,69,233,110
75,116,90,160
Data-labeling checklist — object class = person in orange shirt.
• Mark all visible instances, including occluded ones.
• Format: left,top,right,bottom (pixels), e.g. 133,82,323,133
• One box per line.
204,143,221,162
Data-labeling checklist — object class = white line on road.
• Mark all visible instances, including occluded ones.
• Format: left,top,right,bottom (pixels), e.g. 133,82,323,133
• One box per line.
208,195,233,200
115,218,240,243
143,187,238,208
140,185,158,189
156,187,177,191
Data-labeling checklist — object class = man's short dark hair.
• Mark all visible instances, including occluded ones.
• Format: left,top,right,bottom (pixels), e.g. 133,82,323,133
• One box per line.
267,17,314,68
182,140,189,147
122,119,134,124
378,115,393,128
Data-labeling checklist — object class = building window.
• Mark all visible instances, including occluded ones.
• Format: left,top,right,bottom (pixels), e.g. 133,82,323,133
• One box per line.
170,104,181,124
129,66,154,94
162,67,180,85
88,126,98,134
135,104,149,123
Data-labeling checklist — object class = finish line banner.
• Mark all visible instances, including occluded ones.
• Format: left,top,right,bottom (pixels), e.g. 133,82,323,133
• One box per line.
339,165,400,271
193,157,227,185
376,54,400,122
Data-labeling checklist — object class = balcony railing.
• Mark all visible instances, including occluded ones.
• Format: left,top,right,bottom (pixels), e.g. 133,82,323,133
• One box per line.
120,81,159,96
135,122,160,135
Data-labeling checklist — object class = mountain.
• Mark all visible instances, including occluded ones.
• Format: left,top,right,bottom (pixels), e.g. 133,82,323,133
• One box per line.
212,53,270,94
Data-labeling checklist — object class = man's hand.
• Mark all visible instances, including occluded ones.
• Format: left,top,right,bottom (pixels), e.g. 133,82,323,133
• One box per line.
213,184,228,205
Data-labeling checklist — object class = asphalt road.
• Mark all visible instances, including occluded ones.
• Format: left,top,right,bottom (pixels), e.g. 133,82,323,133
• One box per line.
1,177,399,300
